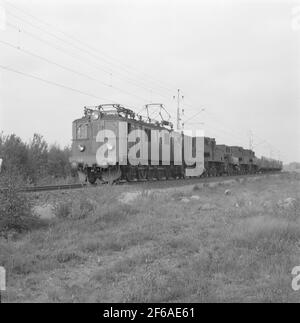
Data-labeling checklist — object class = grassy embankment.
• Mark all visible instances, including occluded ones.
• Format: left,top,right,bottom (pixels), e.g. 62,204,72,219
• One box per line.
0,172,300,302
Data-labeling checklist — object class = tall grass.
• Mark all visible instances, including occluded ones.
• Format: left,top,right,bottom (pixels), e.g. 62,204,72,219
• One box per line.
1,172,300,302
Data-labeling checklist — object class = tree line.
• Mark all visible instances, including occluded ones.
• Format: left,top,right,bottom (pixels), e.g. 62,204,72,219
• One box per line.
0,132,73,185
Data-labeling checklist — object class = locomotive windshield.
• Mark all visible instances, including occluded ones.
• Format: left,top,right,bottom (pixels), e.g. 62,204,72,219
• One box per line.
76,123,88,139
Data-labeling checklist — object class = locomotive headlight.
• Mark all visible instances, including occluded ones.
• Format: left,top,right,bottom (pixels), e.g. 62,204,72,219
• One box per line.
91,111,100,120
78,144,85,152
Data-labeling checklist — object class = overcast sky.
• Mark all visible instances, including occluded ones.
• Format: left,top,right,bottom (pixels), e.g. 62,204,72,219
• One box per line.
0,0,299,163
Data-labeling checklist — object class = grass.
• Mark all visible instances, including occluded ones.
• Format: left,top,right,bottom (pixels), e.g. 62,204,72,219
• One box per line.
0,172,300,302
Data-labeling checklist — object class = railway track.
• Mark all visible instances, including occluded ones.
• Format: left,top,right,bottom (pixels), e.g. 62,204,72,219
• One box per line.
0,183,87,193
122,171,284,190
0,171,284,194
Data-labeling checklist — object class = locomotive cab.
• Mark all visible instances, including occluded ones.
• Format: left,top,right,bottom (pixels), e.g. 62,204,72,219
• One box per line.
70,104,133,183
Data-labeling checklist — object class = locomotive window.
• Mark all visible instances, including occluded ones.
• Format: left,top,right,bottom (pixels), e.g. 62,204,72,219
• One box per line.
77,124,88,139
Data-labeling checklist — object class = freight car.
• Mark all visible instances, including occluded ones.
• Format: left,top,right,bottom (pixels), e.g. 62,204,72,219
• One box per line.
70,104,282,183
256,156,283,172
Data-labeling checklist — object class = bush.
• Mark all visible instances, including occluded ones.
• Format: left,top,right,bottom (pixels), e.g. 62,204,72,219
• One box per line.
0,173,34,236
48,145,72,179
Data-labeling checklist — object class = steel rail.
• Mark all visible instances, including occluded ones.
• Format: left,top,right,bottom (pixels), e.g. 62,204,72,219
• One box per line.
0,171,285,194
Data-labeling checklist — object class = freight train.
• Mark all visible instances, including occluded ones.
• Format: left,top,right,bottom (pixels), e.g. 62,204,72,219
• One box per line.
69,104,282,184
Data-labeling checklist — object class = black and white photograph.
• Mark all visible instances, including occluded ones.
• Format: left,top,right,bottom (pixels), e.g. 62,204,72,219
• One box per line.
0,0,299,307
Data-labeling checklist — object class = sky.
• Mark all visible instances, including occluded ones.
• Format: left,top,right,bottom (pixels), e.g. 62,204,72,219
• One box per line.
0,0,299,163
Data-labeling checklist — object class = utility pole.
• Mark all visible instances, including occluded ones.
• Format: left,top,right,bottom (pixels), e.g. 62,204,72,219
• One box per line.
174,89,184,130
249,130,254,150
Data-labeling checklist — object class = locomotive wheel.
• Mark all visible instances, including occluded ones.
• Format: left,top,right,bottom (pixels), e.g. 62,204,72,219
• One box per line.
165,167,171,180
147,167,154,180
180,166,186,179
155,167,161,180
173,166,179,179
126,167,137,182
138,167,147,180
101,166,122,184
212,168,217,177
169,166,175,179
87,173,97,184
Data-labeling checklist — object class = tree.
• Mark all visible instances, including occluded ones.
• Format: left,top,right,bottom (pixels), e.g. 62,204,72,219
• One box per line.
0,132,72,184
48,144,71,178
0,133,29,180
27,134,48,184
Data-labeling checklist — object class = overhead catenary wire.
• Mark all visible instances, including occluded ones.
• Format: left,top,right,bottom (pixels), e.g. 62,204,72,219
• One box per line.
6,21,173,104
0,38,152,104
187,108,250,145
182,100,280,156
0,64,113,101
4,0,178,94
183,108,251,148
5,2,210,120
5,8,177,102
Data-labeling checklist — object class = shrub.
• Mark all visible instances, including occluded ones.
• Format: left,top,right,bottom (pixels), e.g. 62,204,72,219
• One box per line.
0,173,36,236
47,144,71,179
